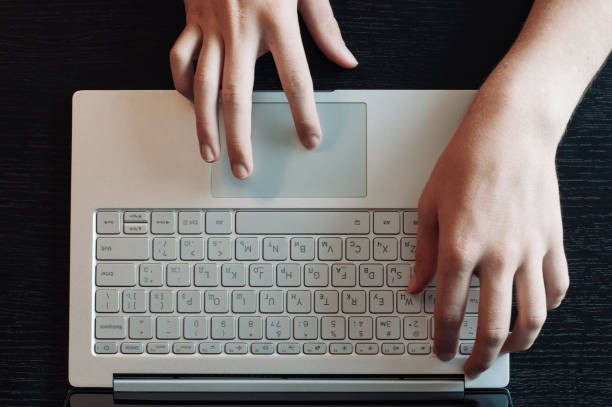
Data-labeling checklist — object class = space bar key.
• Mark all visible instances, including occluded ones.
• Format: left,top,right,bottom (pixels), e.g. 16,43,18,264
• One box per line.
235,211,369,234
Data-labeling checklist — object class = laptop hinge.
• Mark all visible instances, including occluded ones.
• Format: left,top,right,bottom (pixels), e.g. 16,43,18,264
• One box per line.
113,376,465,402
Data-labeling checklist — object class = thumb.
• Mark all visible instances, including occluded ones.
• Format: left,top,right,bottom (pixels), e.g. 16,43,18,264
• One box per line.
407,203,438,293
298,0,358,68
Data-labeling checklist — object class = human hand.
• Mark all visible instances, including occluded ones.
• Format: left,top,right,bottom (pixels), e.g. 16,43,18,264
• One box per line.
407,86,570,379
170,0,358,179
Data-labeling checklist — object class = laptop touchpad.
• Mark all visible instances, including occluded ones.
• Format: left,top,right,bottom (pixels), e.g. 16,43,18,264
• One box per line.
211,102,366,198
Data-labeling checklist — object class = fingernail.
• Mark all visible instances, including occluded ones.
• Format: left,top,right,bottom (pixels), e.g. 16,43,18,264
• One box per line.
343,46,359,67
232,163,249,179
201,144,215,162
437,352,454,361
305,135,320,149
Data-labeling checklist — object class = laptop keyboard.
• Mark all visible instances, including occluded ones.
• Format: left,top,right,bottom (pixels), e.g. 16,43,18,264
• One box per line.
93,209,479,356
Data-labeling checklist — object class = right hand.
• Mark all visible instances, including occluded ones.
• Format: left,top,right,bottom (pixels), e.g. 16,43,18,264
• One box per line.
170,0,358,179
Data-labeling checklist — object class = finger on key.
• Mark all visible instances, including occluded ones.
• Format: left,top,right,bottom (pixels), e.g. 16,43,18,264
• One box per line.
500,260,547,354
194,33,224,162
464,267,512,379
267,17,322,150
170,24,202,100
221,40,258,179
432,239,473,361
298,0,359,68
407,199,438,293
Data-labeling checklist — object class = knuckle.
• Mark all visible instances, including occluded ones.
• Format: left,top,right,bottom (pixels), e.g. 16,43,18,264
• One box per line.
442,243,476,272
478,327,507,348
283,73,313,100
221,85,251,106
435,312,462,331
522,313,547,331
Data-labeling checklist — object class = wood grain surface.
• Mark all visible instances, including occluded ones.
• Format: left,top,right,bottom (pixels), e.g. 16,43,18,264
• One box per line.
0,1,610,406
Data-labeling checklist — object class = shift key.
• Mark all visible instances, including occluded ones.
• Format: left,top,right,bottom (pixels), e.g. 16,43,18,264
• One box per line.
96,237,150,260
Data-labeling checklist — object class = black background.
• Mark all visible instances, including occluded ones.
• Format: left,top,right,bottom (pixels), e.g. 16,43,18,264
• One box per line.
1,1,611,406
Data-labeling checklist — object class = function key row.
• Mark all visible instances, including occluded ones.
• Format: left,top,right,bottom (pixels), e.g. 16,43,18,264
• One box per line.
97,210,420,235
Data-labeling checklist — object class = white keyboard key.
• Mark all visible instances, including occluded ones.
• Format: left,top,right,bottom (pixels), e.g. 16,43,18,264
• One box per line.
97,211,120,234
96,316,126,339
318,237,342,261
277,342,300,354
260,291,284,313
356,343,379,355
151,211,176,234
205,290,229,313
156,316,181,339
424,290,435,313
208,237,232,260
221,263,246,287
304,264,329,287
287,291,311,313
236,211,369,235
235,237,259,261
408,343,431,355
124,211,148,223
460,342,474,355
304,343,327,355
184,316,207,339
232,290,256,313
95,289,120,313
121,342,144,354
403,211,418,234
349,317,373,340
174,342,196,354
180,237,205,261
147,342,170,354
397,291,422,313
129,316,153,339
401,237,417,261
294,316,318,339
314,290,339,313
150,290,174,313
277,263,300,287
239,316,263,339
466,289,480,314
359,264,384,287
97,238,150,261
382,343,405,355
404,317,428,339
374,211,400,234
225,342,248,354
331,264,356,287
95,342,118,354
178,290,202,313
290,237,315,261
206,211,232,234
460,316,478,340
153,238,177,261
470,275,480,287
166,263,190,286
249,263,273,287
199,342,222,354
96,263,137,286
263,237,288,261
178,211,203,234
345,237,370,261
123,289,147,313
373,238,398,261
194,263,219,287
386,263,413,287
124,223,147,234
369,290,394,313
341,290,366,314
251,342,274,354
321,317,345,340
139,263,163,287
211,316,236,339
330,343,353,355
266,316,291,340
376,316,401,340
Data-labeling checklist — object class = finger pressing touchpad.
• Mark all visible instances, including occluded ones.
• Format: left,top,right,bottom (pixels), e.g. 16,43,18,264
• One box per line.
211,102,367,198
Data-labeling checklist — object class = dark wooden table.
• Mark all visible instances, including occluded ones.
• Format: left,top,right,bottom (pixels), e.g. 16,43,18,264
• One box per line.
1,1,610,406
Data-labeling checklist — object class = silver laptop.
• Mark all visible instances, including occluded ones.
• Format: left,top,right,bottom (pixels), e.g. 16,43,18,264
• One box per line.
69,90,509,402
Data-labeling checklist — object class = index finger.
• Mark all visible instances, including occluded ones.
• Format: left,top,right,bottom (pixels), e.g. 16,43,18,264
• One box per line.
267,21,322,149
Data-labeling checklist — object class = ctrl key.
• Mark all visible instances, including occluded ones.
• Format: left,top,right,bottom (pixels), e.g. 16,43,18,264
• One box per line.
94,342,117,354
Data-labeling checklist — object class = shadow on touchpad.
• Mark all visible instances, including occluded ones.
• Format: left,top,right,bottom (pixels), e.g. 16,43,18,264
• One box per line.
211,102,367,198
